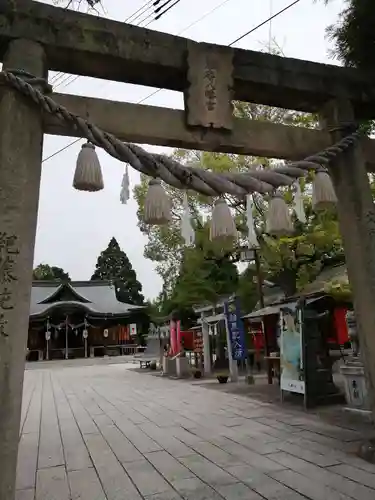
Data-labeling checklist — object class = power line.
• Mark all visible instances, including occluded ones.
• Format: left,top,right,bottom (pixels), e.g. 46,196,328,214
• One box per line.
45,0,297,163
43,0,235,162
55,0,183,91
136,0,302,107
269,0,273,51
44,1,190,162
51,0,173,88
126,0,155,24
129,0,172,26
154,0,181,21
141,0,180,27
123,0,236,104
52,1,155,88
135,8,157,27
177,0,233,36
229,0,301,47
43,137,82,163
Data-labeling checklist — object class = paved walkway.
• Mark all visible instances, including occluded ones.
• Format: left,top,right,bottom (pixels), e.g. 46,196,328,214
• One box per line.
17,360,375,500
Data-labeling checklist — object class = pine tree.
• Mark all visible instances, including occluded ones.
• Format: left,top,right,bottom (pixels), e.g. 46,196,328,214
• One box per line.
91,237,144,305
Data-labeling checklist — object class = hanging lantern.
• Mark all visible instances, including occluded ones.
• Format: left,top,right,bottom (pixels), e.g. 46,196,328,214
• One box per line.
312,168,337,211
143,178,171,225
45,331,51,341
210,198,237,241
266,192,294,237
82,329,88,339
73,142,104,192
103,328,109,338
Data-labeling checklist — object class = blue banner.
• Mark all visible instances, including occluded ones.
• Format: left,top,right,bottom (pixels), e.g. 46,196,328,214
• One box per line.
223,299,246,360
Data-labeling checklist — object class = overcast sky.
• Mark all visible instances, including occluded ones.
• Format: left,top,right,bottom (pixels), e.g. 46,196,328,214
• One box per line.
35,0,344,300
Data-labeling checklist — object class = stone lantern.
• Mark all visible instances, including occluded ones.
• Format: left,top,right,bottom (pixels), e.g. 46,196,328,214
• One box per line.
340,310,371,413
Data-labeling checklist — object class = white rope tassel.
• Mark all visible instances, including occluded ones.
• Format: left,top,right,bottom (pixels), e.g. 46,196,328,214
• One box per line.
73,142,104,192
144,178,171,225
246,195,259,248
120,165,130,204
266,192,294,237
312,169,337,211
293,181,306,223
210,198,237,241
181,192,195,246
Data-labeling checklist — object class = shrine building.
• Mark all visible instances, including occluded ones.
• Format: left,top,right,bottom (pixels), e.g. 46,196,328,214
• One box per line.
27,280,146,361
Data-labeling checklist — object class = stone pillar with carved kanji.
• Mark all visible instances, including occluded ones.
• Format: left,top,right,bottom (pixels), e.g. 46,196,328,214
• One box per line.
321,99,375,425
0,38,45,499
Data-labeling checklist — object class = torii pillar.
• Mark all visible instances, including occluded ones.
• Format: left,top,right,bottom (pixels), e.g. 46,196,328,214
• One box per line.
321,99,375,425
0,37,45,498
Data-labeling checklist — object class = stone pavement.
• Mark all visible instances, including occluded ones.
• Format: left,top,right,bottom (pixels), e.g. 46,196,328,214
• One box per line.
16,360,375,500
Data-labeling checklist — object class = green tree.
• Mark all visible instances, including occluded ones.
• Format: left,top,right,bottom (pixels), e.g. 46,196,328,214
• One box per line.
318,0,375,134
237,265,259,313
159,224,239,324
91,237,144,305
33,263,70,281
134,98,343,302
248,193,343,296
319,0,375,70
170,246,239,308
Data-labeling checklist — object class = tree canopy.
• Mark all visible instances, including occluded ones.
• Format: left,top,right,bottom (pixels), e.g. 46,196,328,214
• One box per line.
33,264,70,281
134,97,344,314
91,237,145,305
321,0,375,70
169,231,238,312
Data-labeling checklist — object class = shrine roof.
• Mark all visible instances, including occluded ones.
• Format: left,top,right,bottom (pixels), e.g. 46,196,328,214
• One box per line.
30,280,145,318
301,263,347,296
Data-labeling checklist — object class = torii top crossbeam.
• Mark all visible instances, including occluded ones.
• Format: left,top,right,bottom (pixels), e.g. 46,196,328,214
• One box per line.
1,0,375,117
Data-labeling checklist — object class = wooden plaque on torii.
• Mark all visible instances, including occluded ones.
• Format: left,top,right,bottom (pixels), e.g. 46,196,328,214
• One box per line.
185,41,234,130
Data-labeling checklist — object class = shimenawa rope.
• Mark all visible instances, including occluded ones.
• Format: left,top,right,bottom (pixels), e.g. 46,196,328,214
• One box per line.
0,70,362,197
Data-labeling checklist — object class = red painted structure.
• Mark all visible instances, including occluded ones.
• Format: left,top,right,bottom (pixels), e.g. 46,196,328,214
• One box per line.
180,330,194,350
332,306,350,345
168,320,194,354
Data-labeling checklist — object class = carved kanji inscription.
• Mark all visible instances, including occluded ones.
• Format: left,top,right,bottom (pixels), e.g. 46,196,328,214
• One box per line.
186,41,233,130
0,233,19,337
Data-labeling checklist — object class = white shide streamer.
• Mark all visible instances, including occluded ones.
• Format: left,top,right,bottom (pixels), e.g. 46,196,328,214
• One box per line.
246,194,259,248
120,165,130,204
181,192,195,246
293,181,306,223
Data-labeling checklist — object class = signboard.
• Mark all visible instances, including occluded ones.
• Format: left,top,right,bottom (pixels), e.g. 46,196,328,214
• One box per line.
193,332,203,353
129,323,137,337
280,305,305,395
223,299,246,360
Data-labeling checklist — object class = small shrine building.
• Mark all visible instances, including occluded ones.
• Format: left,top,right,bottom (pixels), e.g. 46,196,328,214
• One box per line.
27,280,146,361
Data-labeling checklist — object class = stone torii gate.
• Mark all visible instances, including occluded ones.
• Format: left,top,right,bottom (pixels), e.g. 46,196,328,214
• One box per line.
2,0,375,496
